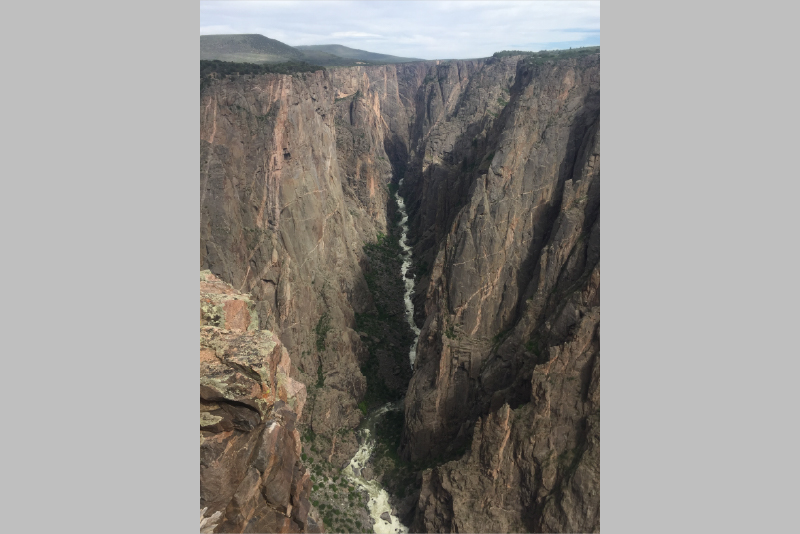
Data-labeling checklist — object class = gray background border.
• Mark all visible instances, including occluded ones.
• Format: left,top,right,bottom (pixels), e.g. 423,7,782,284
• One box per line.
2,0,795,532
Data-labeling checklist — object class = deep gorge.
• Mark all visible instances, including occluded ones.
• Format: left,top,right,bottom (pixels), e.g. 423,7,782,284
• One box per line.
200,49,600,533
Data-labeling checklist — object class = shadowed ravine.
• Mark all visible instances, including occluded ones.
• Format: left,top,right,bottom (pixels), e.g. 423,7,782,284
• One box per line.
341,181,419,533
395,178,421,369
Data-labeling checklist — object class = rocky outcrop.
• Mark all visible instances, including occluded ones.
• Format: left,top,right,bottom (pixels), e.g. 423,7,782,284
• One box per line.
200,271,322,533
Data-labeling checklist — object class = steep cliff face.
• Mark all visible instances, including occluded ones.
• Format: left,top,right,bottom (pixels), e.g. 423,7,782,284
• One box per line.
397,54,600,532
200,271,322,533
200,69,391,462
411,296,599,533
399,53,600,456
200,50,600,532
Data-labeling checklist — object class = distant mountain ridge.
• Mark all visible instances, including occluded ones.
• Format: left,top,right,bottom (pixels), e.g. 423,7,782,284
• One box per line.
295,44,422,64
200,34,304,63
201,34,423,66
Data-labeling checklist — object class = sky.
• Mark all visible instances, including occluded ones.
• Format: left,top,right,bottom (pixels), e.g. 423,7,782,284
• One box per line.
200,1,600,60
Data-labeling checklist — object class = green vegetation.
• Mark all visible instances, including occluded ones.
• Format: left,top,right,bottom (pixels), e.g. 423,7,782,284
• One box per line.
445,325,456,339
492,328,511,345
526,335,550,365
492,46,600,61
416,260,429,278
201,59,323,77
356,212,415,407
255,107,278,124
299,425,373,533
525,337,540,355
497,96,509,106
315,312,331,352
316,362,325,388
368,406,476,503
358,401,368,416
296,44,423,64
201,34,305,63
200,59,324,92
369,409,416,500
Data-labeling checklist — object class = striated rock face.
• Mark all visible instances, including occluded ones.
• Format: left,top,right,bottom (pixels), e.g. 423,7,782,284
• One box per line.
200,271,323,533
200,50,600,532
411,305,599,533
200,69,386,461
397,54,600,531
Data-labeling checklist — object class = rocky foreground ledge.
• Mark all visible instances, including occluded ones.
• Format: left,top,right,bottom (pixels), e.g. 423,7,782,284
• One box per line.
200,270,323,533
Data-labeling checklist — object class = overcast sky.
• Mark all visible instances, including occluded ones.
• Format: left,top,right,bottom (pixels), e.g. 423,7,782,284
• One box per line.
200,1,600,60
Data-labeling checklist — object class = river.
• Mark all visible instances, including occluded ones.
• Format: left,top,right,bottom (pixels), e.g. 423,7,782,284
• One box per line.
394,177,421,369
342,400,408,534
341,180,418,533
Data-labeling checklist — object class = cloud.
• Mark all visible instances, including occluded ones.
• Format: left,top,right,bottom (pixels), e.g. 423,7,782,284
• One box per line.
331,31,383,39
200,1,600,60
200,25,237,35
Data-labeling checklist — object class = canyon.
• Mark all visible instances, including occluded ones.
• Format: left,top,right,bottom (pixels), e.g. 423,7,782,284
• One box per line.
201,48,599,533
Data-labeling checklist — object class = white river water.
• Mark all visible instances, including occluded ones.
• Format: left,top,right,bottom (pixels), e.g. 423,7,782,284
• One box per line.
394,178,421,369
342,401,409,534
339,180,419,533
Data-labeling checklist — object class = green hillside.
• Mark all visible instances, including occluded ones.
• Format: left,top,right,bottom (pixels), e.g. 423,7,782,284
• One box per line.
200,34,304,63
296,44,422,64
296,49,368,67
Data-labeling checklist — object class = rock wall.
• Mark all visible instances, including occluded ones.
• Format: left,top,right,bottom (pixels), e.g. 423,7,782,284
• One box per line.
200,69,391,461
200,51,600,532
397,54,600,532
200,271,323,533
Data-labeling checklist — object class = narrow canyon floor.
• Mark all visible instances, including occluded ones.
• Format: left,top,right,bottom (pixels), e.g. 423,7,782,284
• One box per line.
297,186,421,533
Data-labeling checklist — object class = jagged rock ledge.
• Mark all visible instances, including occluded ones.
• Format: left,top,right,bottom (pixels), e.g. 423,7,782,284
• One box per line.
200,270,323,533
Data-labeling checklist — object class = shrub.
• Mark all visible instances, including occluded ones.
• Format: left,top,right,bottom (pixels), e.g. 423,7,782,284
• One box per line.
200,59,324,93
315,313,331,352
316,363,325,388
